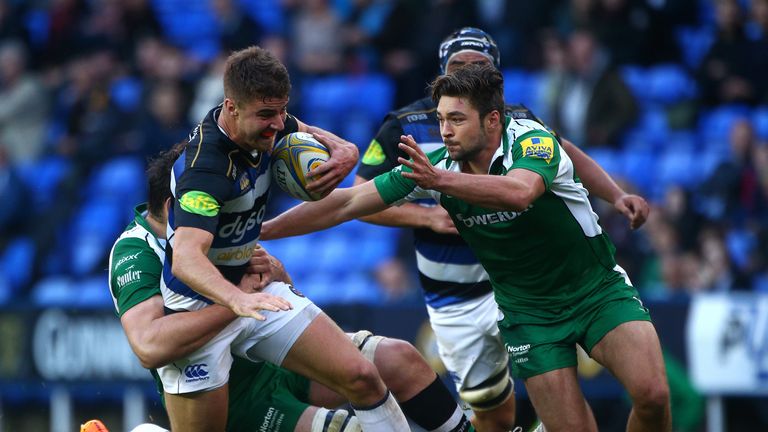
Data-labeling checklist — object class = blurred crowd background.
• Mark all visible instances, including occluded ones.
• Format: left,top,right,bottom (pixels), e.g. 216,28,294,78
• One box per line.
1,0,768,430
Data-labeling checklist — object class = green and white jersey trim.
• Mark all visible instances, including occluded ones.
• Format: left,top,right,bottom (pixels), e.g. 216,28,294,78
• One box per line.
108,204,166,316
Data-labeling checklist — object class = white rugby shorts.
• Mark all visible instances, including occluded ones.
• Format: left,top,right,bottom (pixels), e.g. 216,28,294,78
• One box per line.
426,292,509,392
158,281,320,394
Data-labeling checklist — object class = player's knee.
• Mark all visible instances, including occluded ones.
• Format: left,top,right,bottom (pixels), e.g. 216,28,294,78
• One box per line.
340,356,383,397
459,367,514,413
311,408,362,432
372,338,431,395
631,380,670,415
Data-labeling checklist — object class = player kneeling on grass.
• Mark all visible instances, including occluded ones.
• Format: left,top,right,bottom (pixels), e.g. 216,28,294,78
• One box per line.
105,145,474,432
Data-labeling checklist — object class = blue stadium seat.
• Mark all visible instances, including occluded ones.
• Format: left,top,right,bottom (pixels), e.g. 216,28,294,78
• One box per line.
726,229,756,270
31,276,74,307
70,200,124,277
674,26,714,69
15,156,71,212
85,156,146,215
646,64,698,105
621,149,656,196
300,74,394,148
111,77,144,113
698,105,752,154
620,65,647,104
503,69,545,116
238,0,286,34
585,148,622,178
655,148,699,198
0,237,35,293
337,271,383,304
752,106,768,140
77,275,113,308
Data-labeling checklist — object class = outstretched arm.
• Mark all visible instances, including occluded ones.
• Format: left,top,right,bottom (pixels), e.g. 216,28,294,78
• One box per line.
398,135,545,212
353,175,458,235
261,181,390,240
561,138,649,229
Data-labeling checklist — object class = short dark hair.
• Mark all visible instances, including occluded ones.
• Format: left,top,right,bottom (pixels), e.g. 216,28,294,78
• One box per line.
223,46,291,107
146,142,185,219
430,64,504,120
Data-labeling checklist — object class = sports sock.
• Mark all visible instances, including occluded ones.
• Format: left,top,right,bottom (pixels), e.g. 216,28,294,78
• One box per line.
351,391,410,432
400,375,474,432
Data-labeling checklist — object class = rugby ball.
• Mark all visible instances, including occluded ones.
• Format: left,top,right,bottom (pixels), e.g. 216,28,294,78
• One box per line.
271,132,330,201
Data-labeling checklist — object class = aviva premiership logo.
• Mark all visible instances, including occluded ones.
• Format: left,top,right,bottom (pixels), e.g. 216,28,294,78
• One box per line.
520,136,555,164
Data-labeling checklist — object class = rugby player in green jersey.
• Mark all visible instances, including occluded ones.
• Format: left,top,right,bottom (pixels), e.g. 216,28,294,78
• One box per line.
109,145,475,432
262,64,671,432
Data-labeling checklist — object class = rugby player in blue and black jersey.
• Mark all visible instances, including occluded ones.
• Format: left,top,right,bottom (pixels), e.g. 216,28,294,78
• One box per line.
158,47,421,432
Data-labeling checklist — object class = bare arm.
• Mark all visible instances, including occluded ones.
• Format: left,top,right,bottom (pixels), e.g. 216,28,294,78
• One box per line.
352,175,458,235
120,296,235,369
561,138,649,229
260,181,389,240
397,136,545,211
172,226,293,319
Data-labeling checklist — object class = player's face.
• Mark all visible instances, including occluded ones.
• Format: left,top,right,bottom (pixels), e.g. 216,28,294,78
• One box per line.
233,96,290,152
445,51,492,75
436,95,487,162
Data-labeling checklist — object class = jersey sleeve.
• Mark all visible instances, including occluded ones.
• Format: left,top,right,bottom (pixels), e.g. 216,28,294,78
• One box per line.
510,130,562,190
356,116,406,180
110,238,163,316
173,156,233,234
373,147,445,204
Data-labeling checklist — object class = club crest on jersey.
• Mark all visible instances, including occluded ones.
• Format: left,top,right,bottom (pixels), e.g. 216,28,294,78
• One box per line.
520,136,554,164
288,284,305,298
362,140,386,165
239,174,250,190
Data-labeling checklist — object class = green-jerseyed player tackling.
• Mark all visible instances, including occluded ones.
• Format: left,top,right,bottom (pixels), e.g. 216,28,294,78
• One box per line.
261,64,672,432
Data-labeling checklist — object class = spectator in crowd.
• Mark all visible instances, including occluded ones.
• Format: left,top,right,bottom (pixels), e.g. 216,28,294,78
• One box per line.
543,28,638,147
0,146,29,250
135,81,192,160
700,119,768,223
0,40,49,163
287,0,345,75
697,0,768,105
212,0,265,53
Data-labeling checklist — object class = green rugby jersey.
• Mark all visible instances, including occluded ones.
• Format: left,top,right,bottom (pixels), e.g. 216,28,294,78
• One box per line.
374,116,619,315
108,204,166,316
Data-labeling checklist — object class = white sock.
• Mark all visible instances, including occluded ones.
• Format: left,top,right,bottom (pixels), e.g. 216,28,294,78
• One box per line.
352,391,410,432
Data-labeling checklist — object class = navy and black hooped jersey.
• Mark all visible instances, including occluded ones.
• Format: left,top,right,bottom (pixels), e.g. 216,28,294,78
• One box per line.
162,105,298,311
357,97,559,308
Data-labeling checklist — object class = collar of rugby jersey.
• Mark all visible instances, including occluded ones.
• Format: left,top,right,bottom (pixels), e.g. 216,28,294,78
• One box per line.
133,203,167,250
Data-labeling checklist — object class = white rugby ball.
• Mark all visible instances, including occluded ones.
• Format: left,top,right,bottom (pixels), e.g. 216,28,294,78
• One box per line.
271,132,330,201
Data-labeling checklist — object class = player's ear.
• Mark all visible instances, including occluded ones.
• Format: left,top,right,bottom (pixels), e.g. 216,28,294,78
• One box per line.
224,98,238,116
486,110,501,129
163,197,172,221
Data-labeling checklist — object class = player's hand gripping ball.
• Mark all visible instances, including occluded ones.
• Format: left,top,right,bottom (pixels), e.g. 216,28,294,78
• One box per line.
270,132,330,201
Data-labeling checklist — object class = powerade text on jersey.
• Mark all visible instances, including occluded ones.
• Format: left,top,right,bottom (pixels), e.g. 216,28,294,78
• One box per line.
162,106,298,311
